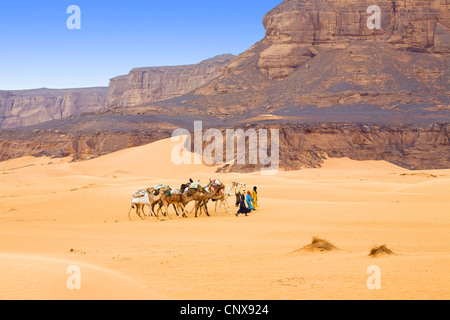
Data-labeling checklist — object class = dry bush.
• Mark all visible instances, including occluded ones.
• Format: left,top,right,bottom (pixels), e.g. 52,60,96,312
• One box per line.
369,245,395,257
292,237,339,254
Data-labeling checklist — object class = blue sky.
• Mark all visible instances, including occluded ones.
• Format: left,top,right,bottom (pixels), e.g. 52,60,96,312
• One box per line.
0,0,282,90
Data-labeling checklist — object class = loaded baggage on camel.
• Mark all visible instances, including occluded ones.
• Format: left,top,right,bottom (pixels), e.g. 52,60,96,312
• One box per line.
133,189,147,198
186,180,202,195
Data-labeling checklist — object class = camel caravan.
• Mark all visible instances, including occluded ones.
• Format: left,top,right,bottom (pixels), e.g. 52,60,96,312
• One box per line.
128,179,252,221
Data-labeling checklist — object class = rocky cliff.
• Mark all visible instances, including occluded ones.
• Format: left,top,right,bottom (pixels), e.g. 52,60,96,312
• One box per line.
0,1,448,171
212,122,450,172
258,0,450,79
0,88,108,129
106,54,235,109
0,55,234,130
0,127,172,162
150,0,449,123
1,122,447,171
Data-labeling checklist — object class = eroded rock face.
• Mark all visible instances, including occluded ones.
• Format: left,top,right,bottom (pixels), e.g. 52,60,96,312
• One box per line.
1,122,447,170
0,88,108,129
213,122,450,172
0,129,171,162
0,55,234,130
0,1,448,172
258,0,450,79
168,0,449,122
106,54,234,108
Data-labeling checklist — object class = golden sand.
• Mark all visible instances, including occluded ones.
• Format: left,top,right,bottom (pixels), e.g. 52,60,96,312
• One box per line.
0,138,449,300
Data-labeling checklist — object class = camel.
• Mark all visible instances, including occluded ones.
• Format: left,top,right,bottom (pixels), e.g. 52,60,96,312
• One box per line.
151,185,190,218
129,181,232,220
128,202,147,221
159,184,222,219
128,186,174,220
156,180,201,218
185,184,225,218
128,188,161,221
159,189,191,218
209,181,246,215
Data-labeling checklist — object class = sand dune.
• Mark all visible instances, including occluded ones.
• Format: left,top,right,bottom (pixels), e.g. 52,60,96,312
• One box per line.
0,254,162,300
0,138,449,300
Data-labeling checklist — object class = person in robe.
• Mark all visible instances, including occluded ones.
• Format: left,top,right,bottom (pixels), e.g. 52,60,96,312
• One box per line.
236,190,251,216
246,191,255,211
251,186,258,209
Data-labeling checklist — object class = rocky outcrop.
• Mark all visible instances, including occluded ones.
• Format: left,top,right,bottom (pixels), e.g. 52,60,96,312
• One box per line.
0,88,108,129
0,1,448,172
1,122,447,170
0,128,171,162
106,54,234,108
0,55,234,130
212,122,450,172
168,0,448,121
259,0,450,79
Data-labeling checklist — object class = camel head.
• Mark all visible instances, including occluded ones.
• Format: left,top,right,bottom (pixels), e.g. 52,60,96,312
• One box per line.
233,182,246,194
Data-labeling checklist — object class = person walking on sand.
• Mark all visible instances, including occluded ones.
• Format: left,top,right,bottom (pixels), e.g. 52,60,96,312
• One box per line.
236,190,251,216
251,186,258,209
246,191,255,211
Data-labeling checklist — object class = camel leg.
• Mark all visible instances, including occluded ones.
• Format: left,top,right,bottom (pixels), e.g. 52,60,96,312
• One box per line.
163,204,172,219
155,200,165,217
149,204,156,218
167,206,173,219
223,199,232,214
195,201,204,217
158,205,165,217
188,203,196,215
215,201,220,215
223,201,230,214
182,204,188,218
138,204,145,220
149,204,156,217
199,201,210,217
173,204,180,217
218,200,226,215
131,204,141,220
177,203,185,218
163,203,169,217
137,204,146,220
151,203,158,218
128,204,134,221
194,202,201,218
135,204,141,220
158,204,166,218
155,201,166,219
142,205,149,219
158,201,167,217
178,204,186,218
204,202,211,217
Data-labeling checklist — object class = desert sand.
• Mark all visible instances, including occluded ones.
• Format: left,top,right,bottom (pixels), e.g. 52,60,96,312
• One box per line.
0,138,449,300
